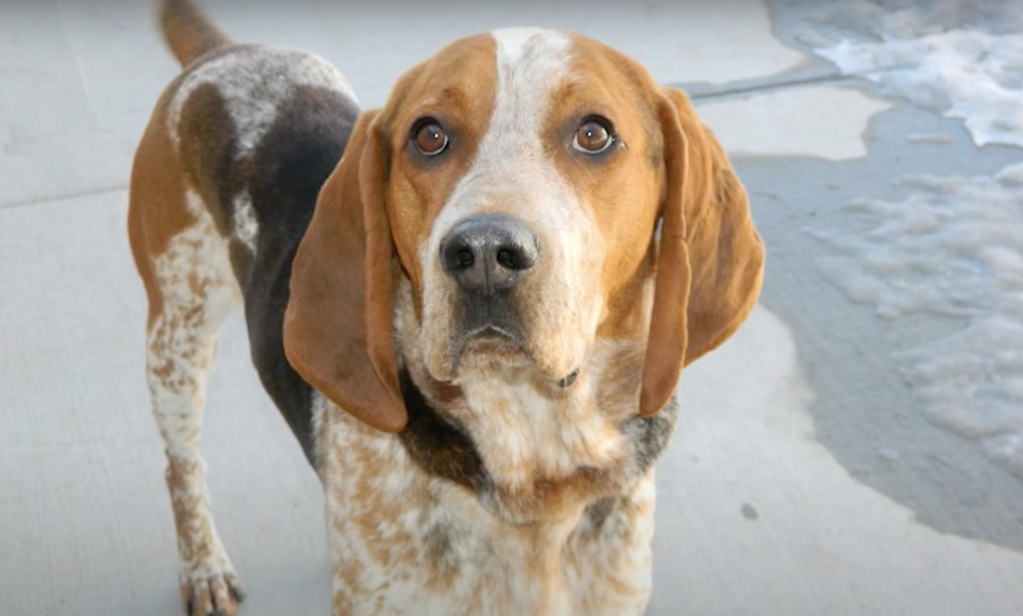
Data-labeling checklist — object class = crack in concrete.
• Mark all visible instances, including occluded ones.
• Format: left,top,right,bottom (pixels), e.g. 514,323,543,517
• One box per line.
0,184,128,210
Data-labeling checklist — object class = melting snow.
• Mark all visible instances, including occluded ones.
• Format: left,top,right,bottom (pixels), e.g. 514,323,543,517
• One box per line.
801,0,1023,149
810,165,1023,477
819,30,1023,148
804,1,1023,477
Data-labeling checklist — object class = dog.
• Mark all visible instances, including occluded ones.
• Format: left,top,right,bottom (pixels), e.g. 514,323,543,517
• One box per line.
128,0,765,614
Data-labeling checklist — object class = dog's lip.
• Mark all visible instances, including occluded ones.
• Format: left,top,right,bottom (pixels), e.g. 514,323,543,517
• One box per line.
445,327,582,386
450,324,529,373
459,325,526,356
465,324,519,342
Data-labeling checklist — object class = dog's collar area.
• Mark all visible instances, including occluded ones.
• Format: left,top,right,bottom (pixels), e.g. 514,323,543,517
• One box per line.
557,368,580,388
395,368,678,497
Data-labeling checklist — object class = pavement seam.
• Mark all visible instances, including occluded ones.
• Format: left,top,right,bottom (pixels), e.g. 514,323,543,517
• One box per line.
681,70,853,103
1,184,128,210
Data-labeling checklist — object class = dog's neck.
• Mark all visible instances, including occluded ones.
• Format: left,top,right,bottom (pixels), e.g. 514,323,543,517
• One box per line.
396,369,489,493
397,340,677,524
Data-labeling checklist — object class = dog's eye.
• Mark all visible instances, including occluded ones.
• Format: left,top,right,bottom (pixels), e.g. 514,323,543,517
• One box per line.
572,117,616,155
411,118,449,156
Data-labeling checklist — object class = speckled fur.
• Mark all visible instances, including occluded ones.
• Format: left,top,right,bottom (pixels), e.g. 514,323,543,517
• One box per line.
316,389,661,616
296,270,672,615
144,188,244,615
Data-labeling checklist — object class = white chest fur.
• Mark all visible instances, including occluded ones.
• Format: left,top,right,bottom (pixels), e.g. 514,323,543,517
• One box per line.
314,395,657,616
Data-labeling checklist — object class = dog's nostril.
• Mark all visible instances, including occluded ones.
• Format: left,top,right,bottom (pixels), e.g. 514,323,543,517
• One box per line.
496,247,532,271
455,248,475,270
441,241,477,274
496,248,513,269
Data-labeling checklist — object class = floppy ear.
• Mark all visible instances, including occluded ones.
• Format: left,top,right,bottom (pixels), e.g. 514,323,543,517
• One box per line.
283,110,407,432
640,88,765,417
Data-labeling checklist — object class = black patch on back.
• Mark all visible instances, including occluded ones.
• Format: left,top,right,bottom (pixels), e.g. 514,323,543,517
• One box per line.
179,66,359,465
177,82,248,244
241,85,359,464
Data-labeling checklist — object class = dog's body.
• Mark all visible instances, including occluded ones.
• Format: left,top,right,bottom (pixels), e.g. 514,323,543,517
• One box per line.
129,2,764,615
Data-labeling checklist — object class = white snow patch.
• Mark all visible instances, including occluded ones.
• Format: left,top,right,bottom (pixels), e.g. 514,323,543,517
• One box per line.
804,0,1023,149
819,31,1023,148
809,164,1023,478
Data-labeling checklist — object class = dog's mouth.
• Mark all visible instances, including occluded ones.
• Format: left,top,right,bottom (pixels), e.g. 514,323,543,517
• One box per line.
424,282,588,386
450,325,582,387
453,325,529,370
464,324,521,349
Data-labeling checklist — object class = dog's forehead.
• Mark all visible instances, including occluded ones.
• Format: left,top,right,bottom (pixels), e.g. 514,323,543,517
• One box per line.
491,27,571,63
487,28,572,133
418,28,577,118
478,29,644,135
407,29,638,133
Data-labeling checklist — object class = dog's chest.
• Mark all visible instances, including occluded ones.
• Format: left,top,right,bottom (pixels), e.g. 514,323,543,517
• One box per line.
314,396,656,616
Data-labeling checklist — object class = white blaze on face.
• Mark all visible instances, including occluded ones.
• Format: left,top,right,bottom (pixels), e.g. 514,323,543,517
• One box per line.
489,27,571,135
422,28,606,381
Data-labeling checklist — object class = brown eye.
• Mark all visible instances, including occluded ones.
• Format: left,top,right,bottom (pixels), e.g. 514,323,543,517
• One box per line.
572,117,615,154
411,118,449,156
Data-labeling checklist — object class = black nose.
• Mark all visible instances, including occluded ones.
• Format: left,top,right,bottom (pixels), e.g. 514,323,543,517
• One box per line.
440,215,538,293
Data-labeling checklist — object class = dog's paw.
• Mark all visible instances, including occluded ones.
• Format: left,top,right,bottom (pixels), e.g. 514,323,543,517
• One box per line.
180,567,245,616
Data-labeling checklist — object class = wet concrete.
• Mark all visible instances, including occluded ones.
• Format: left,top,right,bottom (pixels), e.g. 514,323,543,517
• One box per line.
717,0,1023,551
737,103,1023,551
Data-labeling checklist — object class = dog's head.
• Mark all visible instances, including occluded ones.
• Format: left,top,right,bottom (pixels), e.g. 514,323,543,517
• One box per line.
283,29,763,489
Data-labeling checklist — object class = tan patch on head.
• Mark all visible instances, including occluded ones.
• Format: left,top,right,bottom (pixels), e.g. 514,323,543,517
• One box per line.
281,35,500,435
383,34,499,298
550,35,668,340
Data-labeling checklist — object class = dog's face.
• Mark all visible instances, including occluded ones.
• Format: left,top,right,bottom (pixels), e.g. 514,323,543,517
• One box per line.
283,30,764,485
383,31,664,388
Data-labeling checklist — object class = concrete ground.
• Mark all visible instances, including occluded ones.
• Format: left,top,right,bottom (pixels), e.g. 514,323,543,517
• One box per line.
2,1,1021,615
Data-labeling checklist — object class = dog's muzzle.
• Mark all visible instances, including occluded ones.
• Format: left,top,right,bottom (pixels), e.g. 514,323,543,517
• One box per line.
440,214,538,363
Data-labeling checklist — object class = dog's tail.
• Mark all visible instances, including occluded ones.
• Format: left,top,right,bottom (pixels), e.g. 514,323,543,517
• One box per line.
159,0,233,68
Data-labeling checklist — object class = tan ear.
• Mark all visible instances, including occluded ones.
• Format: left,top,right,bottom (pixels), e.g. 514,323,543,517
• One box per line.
640,88,765,417
283,110,407,432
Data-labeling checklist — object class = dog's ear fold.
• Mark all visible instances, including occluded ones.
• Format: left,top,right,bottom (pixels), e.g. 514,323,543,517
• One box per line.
640,88,765,417
283,110,407,432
